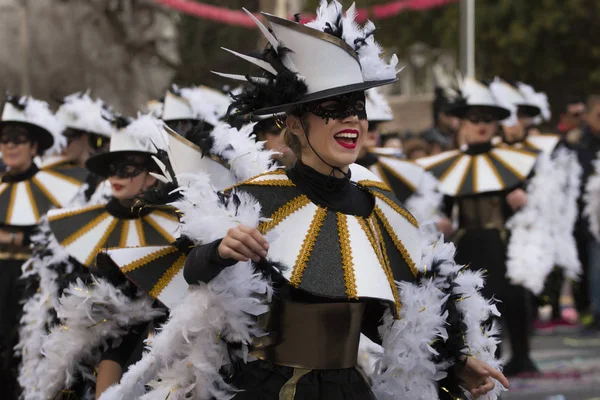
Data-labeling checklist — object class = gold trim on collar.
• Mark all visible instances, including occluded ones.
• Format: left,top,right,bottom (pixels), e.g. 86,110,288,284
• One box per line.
48,204,105,222
374,205,418,277
121,246,179,274
42,169,85,187
0,183,10,198
289,206,327,288
369,190,418,227
337,213,358,299
31,176,60,207
61,212,111,247
6,184,18,224
84,218,120,266
149,252,187,299
135,219,147,246
143,214,175,243
119,220,130,248
482,154,505,189
24,181,40,222
258,194,311,234
488,152,525,180
377,161,417,192
357,177,392,192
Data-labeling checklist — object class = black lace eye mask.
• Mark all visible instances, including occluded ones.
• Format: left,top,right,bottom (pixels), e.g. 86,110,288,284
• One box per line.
0,133,31,145
303,92,367,122
107,160,149,179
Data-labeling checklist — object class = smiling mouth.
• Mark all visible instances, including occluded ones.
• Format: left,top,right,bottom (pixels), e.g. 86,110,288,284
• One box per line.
112,184,124,191
334,130,359,149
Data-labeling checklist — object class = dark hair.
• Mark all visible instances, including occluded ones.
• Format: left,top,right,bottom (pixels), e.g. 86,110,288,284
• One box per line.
558,95,585,114
380,132,401,147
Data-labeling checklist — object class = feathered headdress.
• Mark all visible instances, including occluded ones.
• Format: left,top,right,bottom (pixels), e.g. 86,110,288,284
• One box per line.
446,77,511,121
365,87,393,122
55,91,115,138
517,82,551,125
162,85,231,127
489,77,540,127
216,0,399,116
1,94,66,155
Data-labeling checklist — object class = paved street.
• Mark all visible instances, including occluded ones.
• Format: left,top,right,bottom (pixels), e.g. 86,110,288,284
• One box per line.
503,332,600,400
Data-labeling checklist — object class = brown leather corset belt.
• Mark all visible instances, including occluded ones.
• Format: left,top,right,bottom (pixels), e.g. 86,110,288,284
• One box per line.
250,300,365,370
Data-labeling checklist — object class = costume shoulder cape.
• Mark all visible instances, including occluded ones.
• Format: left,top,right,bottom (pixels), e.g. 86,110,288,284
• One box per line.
369,155,426,202
415,142,540,197
228,164,421,316
47,203,179,267
0,164,88,226
521,134,560,154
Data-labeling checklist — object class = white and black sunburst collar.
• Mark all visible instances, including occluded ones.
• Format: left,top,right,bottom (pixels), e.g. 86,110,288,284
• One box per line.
368,156,426,203
416,141,540,197
226,164,421,317
47,203,179,267
0,163,87,227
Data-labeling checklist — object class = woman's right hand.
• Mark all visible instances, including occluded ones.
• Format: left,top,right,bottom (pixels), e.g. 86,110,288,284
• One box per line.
218,225,269,263
437,217,454,237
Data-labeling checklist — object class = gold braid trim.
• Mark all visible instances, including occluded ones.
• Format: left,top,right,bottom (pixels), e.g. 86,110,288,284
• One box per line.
41,168,85,187
357,179,391,192
135,219,147,246
84,218,120,266
378,160,417,192
61,212,111,247
119,220,130,248
31,176,61,207
289,206,327,288
149,252,187,298
24,181,40,222
337,213,358,299
362,215,402,317
48,204,106,222
143,214,176,243
374,205,418,277
151,208,180,222
5,184,18,224
258,195,311,234
121,246,179,274
369,189,419,227
223,169,290,192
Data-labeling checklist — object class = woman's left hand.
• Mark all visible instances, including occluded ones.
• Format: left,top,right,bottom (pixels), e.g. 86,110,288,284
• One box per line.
456,357,510,398
506,188,528,211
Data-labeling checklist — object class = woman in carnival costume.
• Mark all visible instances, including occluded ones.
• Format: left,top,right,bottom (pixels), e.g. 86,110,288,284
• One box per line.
0,94,88,399
99,2,508,400
417,77,542,377
18,115,182,400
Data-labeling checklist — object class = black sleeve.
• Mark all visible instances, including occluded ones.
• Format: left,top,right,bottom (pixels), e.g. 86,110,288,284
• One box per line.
101,322,149,370
442,195,454,218
360,300,386,346
183,239,237,285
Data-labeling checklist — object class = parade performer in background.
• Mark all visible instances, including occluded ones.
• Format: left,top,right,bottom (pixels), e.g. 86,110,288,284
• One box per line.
418,77,540,377
0,94,87,399
18,115,180,400
100,2,508,399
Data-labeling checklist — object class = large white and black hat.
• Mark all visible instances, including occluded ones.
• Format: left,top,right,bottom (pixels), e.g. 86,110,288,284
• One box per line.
216,0,399,116
489,77,541,126
55,91,115,138
447,77,511,121
85,114,166,177
517,82,550,125
1,95,65,154
161,85,231,127
366,87,393,122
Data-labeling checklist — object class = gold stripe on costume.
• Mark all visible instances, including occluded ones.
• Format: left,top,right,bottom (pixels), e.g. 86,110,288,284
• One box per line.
84,218,120,266
0,183,10,198
143,214,176,242
289,206,327,288
61,212,111,247
379,161,417,192
374,205,418,277
358,216,401,316
482,154,505,189
32,176,61,207
495,142,539,156
48,204,105,222
472,155,480,193
369,190,418,227
224,169,289,192
358,177,391,192
242,178,296,188
258,195,311,234
42,169,84,187
420,151,460,170
135,219,147,246
438,155,464,183
24,181,40,223
337,213,358,299
279,368,312,400
119,220,130,248
488,151,525,180
149,252,187,298
457,156,474,195
6,184,18,224
151,209,180,223
121,246,178,274
374,164,393,190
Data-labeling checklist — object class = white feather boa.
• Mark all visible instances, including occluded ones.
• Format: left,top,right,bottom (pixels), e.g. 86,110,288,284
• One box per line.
34,278,163,400
584,150,600,241
371,240,504,400
101,171,272,400
406,171,443,244
17,217,73,400
553,147,582,279
505,154,555,294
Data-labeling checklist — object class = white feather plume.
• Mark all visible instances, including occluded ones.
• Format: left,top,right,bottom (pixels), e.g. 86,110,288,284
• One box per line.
505,153,555,294
406,171,443,245
584,150,600,241
36,278,164,400
55,92,115,138
517,82,551,124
